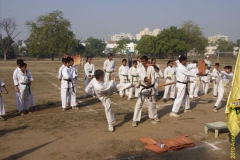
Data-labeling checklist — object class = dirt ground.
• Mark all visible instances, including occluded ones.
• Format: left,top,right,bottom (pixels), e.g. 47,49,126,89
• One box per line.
0,57,239,160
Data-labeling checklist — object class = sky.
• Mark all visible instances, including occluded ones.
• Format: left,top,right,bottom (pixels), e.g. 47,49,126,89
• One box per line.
0,0,240,42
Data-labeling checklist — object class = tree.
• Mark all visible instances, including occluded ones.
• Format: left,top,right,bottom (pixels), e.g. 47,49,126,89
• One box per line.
112,39,127,54
0,17,21,61
72,39,85,54
156,26,190,59
26,10,75,60
85,37,106,57
236,39,240,47
135,35,157,56
181,21,208,54
217,40,235,52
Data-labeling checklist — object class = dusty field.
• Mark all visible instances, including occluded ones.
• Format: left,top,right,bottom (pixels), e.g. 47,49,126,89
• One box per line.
0,57,239,160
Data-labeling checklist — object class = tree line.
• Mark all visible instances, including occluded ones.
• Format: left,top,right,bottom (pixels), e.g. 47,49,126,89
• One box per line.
0,10,239,61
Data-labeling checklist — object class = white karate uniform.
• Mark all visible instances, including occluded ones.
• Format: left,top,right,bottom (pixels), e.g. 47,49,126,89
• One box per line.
212,68,219,96
85,78,132,125
70,65,78,104
103,59,115,83
201,69,210,94
0,79,6,115
84,62,95,96
133,66,158,122
209,71,233,108
137,61,142,68
61,67,76,108
163,66,176,99
204,59,211,69
154,64,163,96
189,68,200,98
16,70,31,112
26,69,35,107
172,63,197,113
118,65,129,96
58,64,65,80
128,66,139,99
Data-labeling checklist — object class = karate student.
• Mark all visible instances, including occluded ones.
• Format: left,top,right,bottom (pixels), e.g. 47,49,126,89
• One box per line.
0,79,8,121
132,56,159,127
163,60,176,102
103,53,115,84
189,60,200,99
118,59,130,97
58,58,66,83
212,63,220,97
17,63,31,115
204,55,211,70
128,60,139,100
137,56,142,68
85,70,133,132
201,64,210,95
84,56,95,98
170,55,205,117
68,57,78,106
61,58,78,111
151,58,163,96
208,66,233,112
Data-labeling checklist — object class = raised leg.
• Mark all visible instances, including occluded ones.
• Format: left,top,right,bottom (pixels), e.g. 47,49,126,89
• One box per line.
215,129,219,138
205,126,209,134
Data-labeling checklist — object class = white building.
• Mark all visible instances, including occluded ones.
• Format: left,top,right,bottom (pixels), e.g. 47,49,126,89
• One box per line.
110,33,136,41
208,34,228,44
136,28,161,40
104,41,136,54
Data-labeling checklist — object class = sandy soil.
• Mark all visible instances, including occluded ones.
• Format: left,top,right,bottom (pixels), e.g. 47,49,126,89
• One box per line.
0,57,239,160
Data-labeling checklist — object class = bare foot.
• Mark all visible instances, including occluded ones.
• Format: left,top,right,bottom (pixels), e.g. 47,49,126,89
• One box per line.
21,112,25,116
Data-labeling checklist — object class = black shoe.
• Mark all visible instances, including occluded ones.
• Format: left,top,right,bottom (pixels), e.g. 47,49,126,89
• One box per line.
163,99,167,102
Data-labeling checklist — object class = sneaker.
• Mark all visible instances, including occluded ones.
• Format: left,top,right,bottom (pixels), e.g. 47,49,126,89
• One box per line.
153,118,160,122
163,99,167,103
62,108,67,111
169,112,180,117
184,109,192,113
108,125,114,132
213,107,217,113
132,121,137,127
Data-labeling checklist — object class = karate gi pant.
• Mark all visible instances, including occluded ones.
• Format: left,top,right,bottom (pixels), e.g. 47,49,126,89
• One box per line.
128,87,138,99
163,82,176,99
0,96,5,115
104,72,115,84
119,77,129,96
172,87,190,113
61,88,76,108
213,81,218,96
84,77,95,96
214,83,225,107
154,78,160,96
189,81,199,98
133,94,158,122
16,85,30,112
201,82,209,94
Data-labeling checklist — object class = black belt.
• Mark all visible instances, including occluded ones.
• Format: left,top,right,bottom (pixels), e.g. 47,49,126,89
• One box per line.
88,71,92,73
177,81,188,95
140,84,155,101
63,79,75,93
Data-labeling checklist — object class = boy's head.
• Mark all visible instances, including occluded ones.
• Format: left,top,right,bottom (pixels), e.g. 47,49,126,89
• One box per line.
108,53,113,60
215,63,219,68
67,57,74,66
94,70,105,81
62,58,66,64
132,60,137,68
137,56,141,62
20,63,27,72
141,56,148,67
63,58,71,67
122,59,127,66
17,59,24,67
179,55,187,65
168,60,174,67
224,66,232,73
86,56,92,63
151,58,156,64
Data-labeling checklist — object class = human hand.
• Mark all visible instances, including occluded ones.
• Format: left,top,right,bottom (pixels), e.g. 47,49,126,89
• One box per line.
15,86,19,92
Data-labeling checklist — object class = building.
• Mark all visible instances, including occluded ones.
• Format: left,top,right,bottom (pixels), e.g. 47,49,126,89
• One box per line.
136,28,161,41
208,34,228,44
110,33,136,41
205,45,217,55
104,41,136,55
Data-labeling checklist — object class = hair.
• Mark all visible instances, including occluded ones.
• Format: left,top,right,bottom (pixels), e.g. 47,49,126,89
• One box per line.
62,58,66,63
86,56,91,62
224,66,232,71
19,63,27,68
167,60,173,66
67,57,74,62
17,59,24,65
63,58,69,64
137,56,140,59
192,60,198,64
122,59,127,62
94,70,104,80
132,60,137,64
151,58,156,61
215,63,220,66
108,53,113,57
141,55,148,61
179,55,187,62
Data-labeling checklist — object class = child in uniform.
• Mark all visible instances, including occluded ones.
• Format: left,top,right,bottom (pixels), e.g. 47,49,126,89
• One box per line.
189,60,200,99
118,59,130,97
151,58,163,96
201,64,210,95
84,56,95,97
212,63,220,97
128,60,139,100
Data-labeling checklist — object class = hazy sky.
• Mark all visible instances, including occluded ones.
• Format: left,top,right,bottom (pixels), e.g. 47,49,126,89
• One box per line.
0,0,239,42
